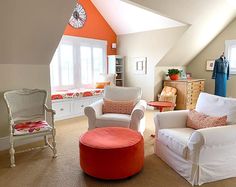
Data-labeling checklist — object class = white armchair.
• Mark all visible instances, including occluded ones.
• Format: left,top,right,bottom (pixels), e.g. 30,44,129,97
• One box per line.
84,86,147,134
154,92,236,185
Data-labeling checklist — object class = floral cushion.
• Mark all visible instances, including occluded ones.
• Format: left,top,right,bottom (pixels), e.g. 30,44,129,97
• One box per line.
186,110,227,129
13,121,52,135
51,88,104,100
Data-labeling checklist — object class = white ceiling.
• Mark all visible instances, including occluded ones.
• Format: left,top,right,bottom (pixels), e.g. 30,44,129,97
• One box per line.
91,0,185,35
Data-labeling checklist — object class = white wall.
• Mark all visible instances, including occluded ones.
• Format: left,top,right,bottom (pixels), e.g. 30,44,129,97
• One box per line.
0,64,51,137
0,0,74,140
118,26,187,101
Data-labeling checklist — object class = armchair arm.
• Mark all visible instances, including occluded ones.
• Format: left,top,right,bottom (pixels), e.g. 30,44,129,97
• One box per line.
130,100,147,131
44,104,56,128
154,110,189,135
44,104,56,115
190,125,236,147
187,125,236,163
84,99,103,130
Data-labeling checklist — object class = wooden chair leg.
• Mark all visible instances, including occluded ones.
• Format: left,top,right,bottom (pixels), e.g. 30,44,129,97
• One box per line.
44,135,48,146
9,136,15,168
52,129,57,158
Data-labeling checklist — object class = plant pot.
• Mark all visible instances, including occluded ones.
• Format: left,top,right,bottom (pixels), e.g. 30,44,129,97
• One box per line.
169,74,179,80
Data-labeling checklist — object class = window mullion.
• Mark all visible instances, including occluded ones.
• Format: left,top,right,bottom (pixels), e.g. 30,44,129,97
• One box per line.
91,46,94,85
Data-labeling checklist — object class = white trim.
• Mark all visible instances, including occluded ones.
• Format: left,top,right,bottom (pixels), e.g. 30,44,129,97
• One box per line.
225,40,236,74
0,136,43,151
50,35,107,91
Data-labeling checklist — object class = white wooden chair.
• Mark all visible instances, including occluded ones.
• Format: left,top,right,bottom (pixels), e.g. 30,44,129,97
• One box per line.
4,89,57,167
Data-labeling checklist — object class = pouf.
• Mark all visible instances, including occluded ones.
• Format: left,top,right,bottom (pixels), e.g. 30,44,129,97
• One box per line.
79,127,144,179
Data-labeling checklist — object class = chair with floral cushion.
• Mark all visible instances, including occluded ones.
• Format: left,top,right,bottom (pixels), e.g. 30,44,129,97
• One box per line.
4,89,57,167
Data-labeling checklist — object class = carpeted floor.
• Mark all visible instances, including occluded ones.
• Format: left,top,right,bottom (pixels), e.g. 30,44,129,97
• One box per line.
0,110,236,187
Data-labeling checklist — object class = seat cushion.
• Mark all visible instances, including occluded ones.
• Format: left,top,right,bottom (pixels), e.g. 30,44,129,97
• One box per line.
158,128,195,158
13,121,52,135
95,113,131,128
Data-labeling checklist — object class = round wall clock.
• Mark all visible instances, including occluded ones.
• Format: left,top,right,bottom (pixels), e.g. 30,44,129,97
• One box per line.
69,3,87,29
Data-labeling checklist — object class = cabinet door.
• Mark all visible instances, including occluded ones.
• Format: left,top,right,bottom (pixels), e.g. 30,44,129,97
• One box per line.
73,99,88,116
53,101,72,118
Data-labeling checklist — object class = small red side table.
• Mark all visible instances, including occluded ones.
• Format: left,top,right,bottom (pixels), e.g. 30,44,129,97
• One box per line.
148,101,176,112
148,101,176,137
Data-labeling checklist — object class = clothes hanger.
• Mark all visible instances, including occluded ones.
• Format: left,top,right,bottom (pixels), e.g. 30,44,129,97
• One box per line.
220,52,225,59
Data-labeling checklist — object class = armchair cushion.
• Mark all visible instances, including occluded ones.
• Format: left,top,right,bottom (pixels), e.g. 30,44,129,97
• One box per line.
160,86,177,96
196,92,236,125
95,81,110,89
102,98,134,115
14,121,52,135
158,128,195,158
96,113,130,128
104,86,141,104
187,110,227,129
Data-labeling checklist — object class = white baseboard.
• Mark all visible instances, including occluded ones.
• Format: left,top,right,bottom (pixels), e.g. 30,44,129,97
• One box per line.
0,136,43,151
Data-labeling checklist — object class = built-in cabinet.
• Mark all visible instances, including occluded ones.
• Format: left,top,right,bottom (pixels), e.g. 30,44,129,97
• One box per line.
164,79,205,110
52,95,103,121
108,55,124,86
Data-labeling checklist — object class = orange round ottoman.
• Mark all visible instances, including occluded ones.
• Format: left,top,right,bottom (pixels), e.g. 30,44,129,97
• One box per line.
79,127,144,179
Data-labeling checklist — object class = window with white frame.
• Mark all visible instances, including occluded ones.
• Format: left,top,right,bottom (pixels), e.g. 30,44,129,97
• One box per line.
50,36,107,90
225,40,236,74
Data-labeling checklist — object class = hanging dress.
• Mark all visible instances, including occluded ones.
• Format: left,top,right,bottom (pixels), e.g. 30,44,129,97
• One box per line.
212,57,230,97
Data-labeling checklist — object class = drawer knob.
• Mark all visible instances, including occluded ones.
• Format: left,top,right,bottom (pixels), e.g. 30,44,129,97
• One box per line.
81,105,84,107
60,108,64,111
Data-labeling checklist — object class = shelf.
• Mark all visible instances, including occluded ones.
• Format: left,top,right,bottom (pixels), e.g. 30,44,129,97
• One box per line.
108,55,124,87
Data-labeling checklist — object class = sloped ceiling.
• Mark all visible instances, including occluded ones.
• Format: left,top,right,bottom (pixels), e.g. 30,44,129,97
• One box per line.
0,0,75,64
124,0,236,66
91,0,185,35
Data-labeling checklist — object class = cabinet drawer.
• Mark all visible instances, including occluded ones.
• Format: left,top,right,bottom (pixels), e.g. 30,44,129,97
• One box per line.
53,102,71,117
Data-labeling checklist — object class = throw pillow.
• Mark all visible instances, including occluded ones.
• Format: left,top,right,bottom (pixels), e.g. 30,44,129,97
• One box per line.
95,82,110,89
187,110,227,129
102,98,135,115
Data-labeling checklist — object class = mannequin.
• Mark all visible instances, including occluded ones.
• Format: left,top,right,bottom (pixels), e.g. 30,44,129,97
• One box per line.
212,52,230,97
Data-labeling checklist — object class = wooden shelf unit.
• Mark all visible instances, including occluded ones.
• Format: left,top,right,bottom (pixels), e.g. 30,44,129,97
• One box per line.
108,55,124,86
163,79,205,110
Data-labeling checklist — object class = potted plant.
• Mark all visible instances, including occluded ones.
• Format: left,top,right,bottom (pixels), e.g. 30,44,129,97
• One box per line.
168,69,180,80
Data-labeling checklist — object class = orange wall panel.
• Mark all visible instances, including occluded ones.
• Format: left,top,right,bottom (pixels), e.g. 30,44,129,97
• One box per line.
64,0,117,55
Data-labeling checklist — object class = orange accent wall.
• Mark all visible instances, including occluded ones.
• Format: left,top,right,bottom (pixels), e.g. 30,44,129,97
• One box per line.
64,0,117,55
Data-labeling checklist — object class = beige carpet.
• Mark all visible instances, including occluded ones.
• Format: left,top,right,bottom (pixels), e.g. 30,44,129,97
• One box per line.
0,111,236,187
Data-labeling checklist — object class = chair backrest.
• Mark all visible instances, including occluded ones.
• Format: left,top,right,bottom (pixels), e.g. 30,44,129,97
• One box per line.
104,86,142,103
4,89,47,124
160,86,177,96
196,92,236,125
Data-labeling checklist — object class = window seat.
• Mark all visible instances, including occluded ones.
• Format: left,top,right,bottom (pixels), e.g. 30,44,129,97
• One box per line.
51,88,104,100
51,88,104,121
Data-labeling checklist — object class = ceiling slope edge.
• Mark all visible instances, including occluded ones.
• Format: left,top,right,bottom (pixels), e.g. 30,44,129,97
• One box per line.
128,0,236,67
